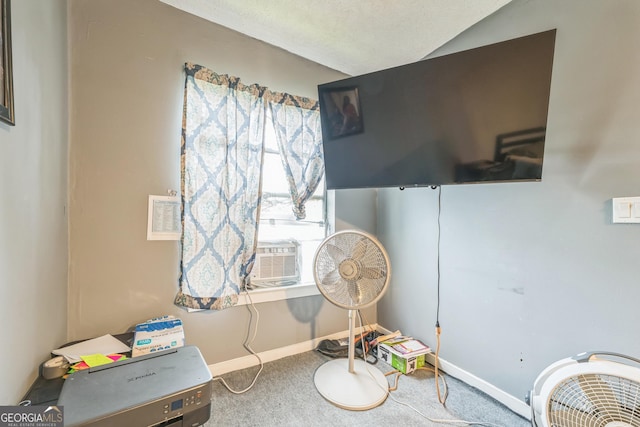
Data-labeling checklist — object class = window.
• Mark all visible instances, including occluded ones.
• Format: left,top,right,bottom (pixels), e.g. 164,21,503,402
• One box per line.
241,109,333,303
176,63,330,310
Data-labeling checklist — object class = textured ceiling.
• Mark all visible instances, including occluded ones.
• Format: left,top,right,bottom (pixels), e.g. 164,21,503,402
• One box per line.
159,0,512,76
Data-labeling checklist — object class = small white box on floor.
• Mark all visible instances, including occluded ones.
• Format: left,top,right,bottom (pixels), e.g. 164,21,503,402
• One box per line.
378,337,431,374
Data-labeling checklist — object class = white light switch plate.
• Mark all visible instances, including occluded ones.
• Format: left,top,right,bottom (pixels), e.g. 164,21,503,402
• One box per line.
612,197,640,223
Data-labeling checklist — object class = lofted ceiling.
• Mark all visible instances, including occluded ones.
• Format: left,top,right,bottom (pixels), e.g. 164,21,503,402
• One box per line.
159,0,513,76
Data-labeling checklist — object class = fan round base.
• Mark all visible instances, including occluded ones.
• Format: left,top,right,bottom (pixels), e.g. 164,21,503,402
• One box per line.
314,358,388,411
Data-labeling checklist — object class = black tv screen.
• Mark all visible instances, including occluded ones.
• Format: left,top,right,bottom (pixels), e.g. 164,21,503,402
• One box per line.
318,30,556,190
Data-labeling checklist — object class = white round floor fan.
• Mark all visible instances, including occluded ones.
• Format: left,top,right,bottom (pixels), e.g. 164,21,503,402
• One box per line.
313,230,391,411
529,351,640,427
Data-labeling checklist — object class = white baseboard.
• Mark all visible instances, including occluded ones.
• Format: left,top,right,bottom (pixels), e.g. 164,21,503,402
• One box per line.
423,353,530,420
208,324,530,420
208,323,380,376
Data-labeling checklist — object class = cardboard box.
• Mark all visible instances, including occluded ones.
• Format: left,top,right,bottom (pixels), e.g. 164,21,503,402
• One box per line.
378,337,431,374
132,316,185,357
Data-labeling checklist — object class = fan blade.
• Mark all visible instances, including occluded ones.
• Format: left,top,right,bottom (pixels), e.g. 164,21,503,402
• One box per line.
347,281,363,305
578,374,619,426
548,409,589,427
361,266,385,280
351,238,367,261
321,268,340,288
325,243,346,263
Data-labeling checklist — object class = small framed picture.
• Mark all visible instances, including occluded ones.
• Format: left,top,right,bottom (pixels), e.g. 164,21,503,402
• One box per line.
319,86,363,140
0,0,14,125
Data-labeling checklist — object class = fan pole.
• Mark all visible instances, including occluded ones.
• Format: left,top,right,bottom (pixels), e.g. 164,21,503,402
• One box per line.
348,310,356,373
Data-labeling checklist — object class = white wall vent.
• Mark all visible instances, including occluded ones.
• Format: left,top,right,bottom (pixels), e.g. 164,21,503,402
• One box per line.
250,241,300,285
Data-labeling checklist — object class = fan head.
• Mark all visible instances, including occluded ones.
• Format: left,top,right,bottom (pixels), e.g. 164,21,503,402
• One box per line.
531,352,640,427
313,230,390,310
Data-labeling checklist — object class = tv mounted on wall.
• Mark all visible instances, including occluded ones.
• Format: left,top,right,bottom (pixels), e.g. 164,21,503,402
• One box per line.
318,29,557,190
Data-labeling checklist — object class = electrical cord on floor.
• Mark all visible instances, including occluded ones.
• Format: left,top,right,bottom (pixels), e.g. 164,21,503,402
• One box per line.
368,361,501,426
351,313,502,427
435,322,448,405
212,289,264,394
385,365,447,394
384,388,504,427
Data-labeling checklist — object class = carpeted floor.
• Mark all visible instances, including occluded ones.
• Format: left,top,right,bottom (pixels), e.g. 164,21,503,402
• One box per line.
204,350,530,427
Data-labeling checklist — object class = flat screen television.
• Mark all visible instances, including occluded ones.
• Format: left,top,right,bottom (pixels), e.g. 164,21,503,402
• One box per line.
318,29,556,190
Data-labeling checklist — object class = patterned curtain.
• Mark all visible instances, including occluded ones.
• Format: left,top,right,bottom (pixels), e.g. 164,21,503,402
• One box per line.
174,63,266,310
267,93,324,220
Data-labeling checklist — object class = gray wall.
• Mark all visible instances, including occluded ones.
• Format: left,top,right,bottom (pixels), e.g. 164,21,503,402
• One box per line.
68,0,376,366
377,0,640,402
0,1,68,404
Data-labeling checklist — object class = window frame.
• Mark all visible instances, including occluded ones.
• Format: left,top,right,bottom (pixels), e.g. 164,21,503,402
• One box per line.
238,190,334,305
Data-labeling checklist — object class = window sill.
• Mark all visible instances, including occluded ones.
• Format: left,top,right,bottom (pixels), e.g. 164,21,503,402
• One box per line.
238,282,320,305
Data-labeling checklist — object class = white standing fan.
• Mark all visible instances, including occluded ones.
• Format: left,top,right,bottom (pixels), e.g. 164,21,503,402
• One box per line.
313,230,391,411
529,351,640,427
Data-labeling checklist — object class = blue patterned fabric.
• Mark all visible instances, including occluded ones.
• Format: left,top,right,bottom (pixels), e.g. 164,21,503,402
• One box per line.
268,94,324,219
174,63,266,310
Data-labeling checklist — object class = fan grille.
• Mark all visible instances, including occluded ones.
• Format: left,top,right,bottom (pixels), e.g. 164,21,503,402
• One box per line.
314,231,389,309
548,373,640,427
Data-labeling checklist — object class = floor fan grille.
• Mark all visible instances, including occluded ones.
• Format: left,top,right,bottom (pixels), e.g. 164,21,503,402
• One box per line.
530,352,640,427
314,232,388,309
548,374,640,427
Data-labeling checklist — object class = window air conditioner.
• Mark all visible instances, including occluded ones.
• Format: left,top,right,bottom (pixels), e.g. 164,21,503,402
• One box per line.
250,241,300,285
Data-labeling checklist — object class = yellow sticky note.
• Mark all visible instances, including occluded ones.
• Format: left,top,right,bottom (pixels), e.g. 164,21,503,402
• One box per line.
81,353,114,368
